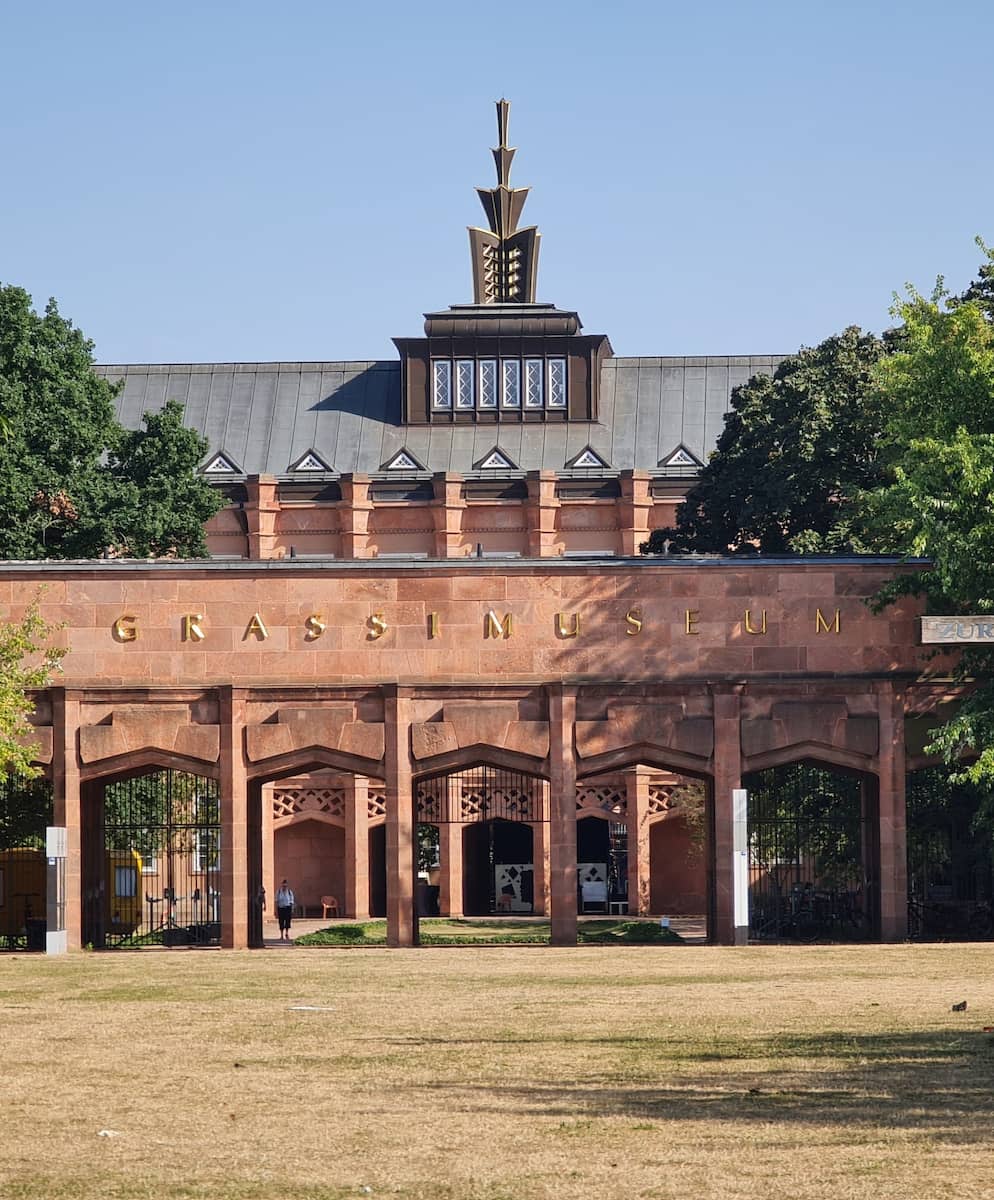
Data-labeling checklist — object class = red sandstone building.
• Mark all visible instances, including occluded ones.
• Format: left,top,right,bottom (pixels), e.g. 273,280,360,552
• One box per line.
1,104,956,951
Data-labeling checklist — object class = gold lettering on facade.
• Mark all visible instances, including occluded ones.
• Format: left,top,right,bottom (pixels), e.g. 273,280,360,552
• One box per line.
368,612,388,640
304,613,326,640
555,612,581,638
182,614,205,642
484,610,513,639
744,609,767,635
428,611,440,639
244,613,269,641
625,608,643,636
685,609,700,635
816,608,841,634
112,615,138,642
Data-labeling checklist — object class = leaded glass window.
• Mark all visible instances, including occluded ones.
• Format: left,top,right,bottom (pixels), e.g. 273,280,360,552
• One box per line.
432,360,452,409
479,359,498,408
502,360,521,408
455,360,475,409
547,358,567,408
524,358,544,408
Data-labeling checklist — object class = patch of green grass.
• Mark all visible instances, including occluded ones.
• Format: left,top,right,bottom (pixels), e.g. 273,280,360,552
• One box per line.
294,918,683,947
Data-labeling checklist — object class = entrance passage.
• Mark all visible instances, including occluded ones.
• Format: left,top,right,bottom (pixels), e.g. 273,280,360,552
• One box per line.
0,773,53,952
83,770,221,949
416,765,545,917
745,763,873,942
907,767,994,940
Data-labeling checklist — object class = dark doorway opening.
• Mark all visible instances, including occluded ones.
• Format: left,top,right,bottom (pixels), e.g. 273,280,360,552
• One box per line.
462,819,534,916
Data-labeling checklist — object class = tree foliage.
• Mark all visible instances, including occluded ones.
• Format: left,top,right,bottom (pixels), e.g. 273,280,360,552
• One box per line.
857,281,994,783
641,327,890,555
0,284,222,559
0,597,66,776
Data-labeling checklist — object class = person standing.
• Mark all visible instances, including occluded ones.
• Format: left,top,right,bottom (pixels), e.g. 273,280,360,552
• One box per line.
275,879,295,942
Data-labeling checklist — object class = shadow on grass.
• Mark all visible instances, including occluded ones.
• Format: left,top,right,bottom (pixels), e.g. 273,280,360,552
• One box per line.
415,1029,994,1134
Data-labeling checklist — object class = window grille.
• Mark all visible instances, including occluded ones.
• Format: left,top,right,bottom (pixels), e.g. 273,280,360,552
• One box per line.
455,360,475,409
479,359,498,408
502,360,521,407
524,359,544,407
432,360,452,409
547,358,567,408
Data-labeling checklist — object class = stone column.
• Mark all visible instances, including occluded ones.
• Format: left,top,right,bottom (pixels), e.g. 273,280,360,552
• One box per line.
339,474,375,559
244,476,280,560
384,686,415,946
52,688,83,950
875,681,908,940
438,822,463,916
345,775,370,919
219,687,250,949
617,471,653,556
525,471,561,557
431,473,466,558
625,767,652,915
548,684,578,945
710,684,744,945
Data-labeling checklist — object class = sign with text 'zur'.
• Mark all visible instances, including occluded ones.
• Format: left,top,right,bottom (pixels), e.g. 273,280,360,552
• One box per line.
921,616,994,643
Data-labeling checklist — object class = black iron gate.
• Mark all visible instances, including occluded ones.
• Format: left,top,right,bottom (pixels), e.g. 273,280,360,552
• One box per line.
745,763,873,942
907,768,994,940
84,770,221,948
0,773,53,951
416,765,544,915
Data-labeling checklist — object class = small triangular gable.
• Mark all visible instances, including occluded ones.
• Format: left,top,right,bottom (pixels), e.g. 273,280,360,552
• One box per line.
382,448,427,471
201,451,241,474
659,444,703,469
289,449,331,472
475,447,518,470
567,446,610,469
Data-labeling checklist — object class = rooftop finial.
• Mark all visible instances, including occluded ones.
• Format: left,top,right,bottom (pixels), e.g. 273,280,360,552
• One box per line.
468,100,541,304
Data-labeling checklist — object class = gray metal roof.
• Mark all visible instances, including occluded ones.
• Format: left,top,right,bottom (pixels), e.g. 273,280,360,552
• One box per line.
95,355,783,477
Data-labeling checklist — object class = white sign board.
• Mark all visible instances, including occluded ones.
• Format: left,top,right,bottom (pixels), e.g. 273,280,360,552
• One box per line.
732,788,749,937
922,616,994,643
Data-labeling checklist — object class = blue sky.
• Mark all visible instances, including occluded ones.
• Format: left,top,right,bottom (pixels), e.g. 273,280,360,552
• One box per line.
2,1,992,364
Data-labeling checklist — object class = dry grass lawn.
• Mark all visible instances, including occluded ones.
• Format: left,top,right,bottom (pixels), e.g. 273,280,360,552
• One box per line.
2,943,993,1200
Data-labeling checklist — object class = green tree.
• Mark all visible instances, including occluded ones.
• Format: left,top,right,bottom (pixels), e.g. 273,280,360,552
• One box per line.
0,597,66,776
858,287,994,783
0,284,222,559
641,327,890,555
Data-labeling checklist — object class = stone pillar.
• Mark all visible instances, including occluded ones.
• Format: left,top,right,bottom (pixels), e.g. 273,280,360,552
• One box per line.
711,684,743,945
431,473,466,558
876,681,908,940
617,471,653,556
244,476,280,560
339,474,374,559
52,688,83,950
525,471,561,557
384,686,415,946
438,822,463,916
345,775,370,919
548,684,578,945
219,687,250,949
625,767,652,915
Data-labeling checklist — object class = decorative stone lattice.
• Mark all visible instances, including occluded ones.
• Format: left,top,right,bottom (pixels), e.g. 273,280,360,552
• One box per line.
648,784,678,816
367,787,387,821
575,784,626,816
272,787,345,821
416,786,443,823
